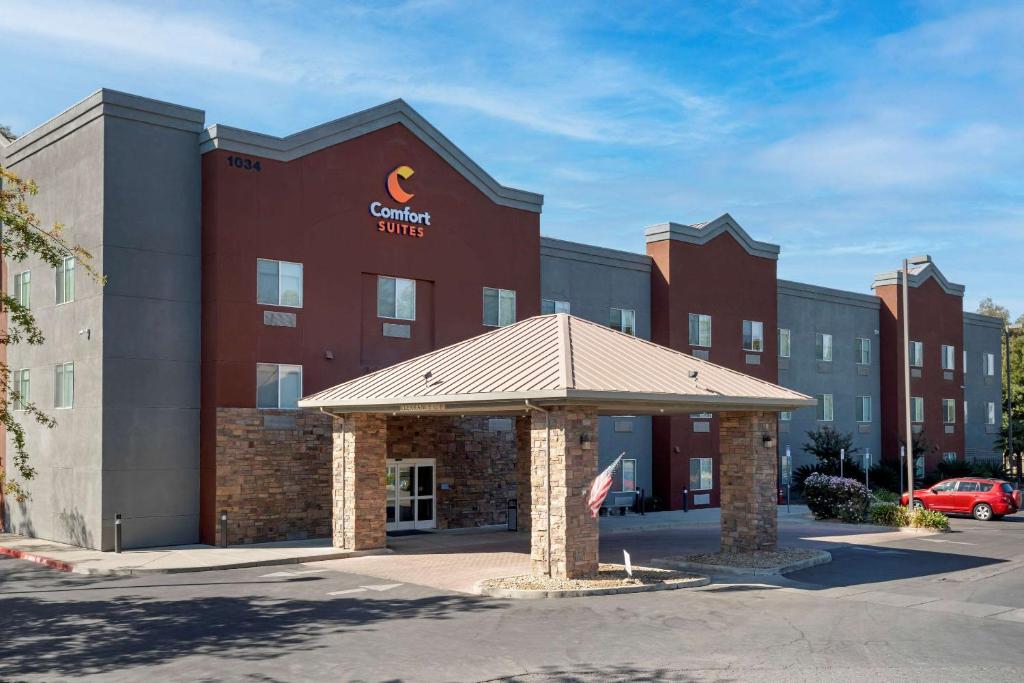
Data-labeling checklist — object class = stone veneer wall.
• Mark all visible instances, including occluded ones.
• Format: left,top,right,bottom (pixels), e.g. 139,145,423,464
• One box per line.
215,408,333,544
386,415,520,528
719,411,778,553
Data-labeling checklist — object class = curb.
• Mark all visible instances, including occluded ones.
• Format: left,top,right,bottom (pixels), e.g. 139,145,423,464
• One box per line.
651,550,832,577
0,546,75,573
476,574,710,599
1,545,391,576
897,526,948,535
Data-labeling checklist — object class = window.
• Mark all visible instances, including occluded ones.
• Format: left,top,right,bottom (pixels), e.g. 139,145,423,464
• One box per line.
13,369,29,411
909,341,923,367
541,299,570,315
257,259,303,307
610,307,636,335
778,328,791,358
689,457,713,491
978,482,994,492
816,394,834,422
54,362,74,409
958,480,979,492
621,459,636,492
984,353,995,376
780,411,792,421
14,271,30,309
942,398,956,424
815,333,833,362
55,256,74,305
482,287,516,327
962,350,967,374
856,396,871,423
256,363,303,409
964,402,969,424
933,480,955,492
377,276,416,320
743,320,764,352
688,313,712,347
911,396,924,423
856,337,871,365
915,457,925,479
986,401,996,425
941,345,955,371
943,452,957,464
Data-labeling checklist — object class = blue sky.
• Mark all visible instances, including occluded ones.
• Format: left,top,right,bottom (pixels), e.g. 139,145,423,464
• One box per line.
2,1,1021,315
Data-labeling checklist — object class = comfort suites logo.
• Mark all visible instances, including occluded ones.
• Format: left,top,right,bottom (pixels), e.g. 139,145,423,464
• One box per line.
369,164,431,238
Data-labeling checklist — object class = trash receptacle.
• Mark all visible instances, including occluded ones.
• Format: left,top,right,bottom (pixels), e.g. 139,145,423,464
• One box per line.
507,499,518,531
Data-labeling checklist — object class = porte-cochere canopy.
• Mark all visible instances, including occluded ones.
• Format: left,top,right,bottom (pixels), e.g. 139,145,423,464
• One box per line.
299,313,815,415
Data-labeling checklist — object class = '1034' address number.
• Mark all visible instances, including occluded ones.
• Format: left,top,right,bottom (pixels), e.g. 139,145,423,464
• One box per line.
226,155,261,171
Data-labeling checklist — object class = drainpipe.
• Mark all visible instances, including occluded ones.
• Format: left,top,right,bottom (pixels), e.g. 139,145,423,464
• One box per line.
524,400,552,578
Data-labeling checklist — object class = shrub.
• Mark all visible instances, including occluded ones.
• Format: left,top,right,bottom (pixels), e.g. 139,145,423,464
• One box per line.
803,472,871,523
909,508,949,530
794,459,866,492
872,489,900,504
868,462,901,493
868,502,949,530
870,502,908,527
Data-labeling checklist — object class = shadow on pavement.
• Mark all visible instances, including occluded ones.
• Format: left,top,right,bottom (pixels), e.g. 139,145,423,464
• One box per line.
0,590,502,678
787,545,1004,588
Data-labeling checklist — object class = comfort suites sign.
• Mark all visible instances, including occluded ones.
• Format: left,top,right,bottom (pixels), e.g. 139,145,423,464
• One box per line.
369,165,431,238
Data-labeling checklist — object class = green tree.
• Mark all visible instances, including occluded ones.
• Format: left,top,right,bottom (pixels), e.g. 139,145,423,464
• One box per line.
802,425,859,467
0,125,13,140
976,299,1024,457
1,165,102,501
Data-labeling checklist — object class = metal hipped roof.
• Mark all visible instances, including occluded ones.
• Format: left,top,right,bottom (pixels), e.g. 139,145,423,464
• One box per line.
298,314,816,415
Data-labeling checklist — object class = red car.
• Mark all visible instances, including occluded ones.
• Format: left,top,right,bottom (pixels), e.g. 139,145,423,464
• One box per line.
901,478,1021,521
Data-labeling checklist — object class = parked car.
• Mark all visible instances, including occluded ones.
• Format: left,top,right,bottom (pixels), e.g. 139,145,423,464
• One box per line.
900,478,1020,521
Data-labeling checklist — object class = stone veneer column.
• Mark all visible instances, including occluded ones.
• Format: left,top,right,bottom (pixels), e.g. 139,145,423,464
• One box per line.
719,411,778,553
530,407,599,579
515,415,532,532
332,413,387,550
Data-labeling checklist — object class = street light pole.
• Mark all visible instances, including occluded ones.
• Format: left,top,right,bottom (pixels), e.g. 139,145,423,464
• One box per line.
1008,323,1020,488
902,259,915,506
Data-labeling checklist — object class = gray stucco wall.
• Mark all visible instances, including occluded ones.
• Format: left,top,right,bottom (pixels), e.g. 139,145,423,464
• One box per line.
777,280,882,471
2,111,106,548
99,104,203,549
963,313,1003,462
540,237,653,497
2,90,204,549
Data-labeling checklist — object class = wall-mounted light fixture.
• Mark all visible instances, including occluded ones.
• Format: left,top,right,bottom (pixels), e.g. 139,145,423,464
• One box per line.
580,432,591,446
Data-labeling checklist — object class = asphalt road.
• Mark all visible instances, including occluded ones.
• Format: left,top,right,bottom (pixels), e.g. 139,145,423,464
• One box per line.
3,515,1024,682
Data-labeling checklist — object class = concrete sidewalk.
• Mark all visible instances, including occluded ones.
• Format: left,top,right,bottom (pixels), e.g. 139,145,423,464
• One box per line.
0,533,384,576
600,504,812,534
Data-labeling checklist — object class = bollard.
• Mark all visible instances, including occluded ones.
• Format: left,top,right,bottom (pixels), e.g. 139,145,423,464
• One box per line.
682,488,689,513
114,514,123,554
220,510,229,548
506,499,518,532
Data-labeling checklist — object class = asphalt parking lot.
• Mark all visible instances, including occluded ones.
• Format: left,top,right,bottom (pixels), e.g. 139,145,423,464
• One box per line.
3,514,1024,682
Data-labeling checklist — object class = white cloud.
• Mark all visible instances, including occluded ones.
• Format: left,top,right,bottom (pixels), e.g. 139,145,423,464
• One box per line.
0,0,288,81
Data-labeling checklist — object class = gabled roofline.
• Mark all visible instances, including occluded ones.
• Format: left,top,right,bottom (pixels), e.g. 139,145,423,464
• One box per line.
872,255,965,297
2,88,205,166
644,213,780,260
199,98,544,213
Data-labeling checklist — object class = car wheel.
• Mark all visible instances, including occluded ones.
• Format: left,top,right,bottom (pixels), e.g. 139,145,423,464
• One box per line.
912,498,925,510
973,503,993,521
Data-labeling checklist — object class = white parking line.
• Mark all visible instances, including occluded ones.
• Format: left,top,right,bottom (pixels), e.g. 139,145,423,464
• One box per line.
327,588,367,596
847,547,908,556
916,538,976,546
260,569,330,578
361,583,403,592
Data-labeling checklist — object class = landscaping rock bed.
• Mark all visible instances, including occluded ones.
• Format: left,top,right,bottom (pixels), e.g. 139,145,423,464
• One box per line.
654,547,831,576
477,563,709,599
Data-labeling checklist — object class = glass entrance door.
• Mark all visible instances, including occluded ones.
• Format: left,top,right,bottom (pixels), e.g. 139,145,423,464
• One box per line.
386,459,436,531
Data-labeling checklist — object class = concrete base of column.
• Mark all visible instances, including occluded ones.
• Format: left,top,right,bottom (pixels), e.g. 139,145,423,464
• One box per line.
719,411,778,553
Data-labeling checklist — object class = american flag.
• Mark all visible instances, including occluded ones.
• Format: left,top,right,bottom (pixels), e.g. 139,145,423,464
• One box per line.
587,452,625,518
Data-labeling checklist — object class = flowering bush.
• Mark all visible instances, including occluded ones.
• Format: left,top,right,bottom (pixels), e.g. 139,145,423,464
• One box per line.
803,472,871,522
